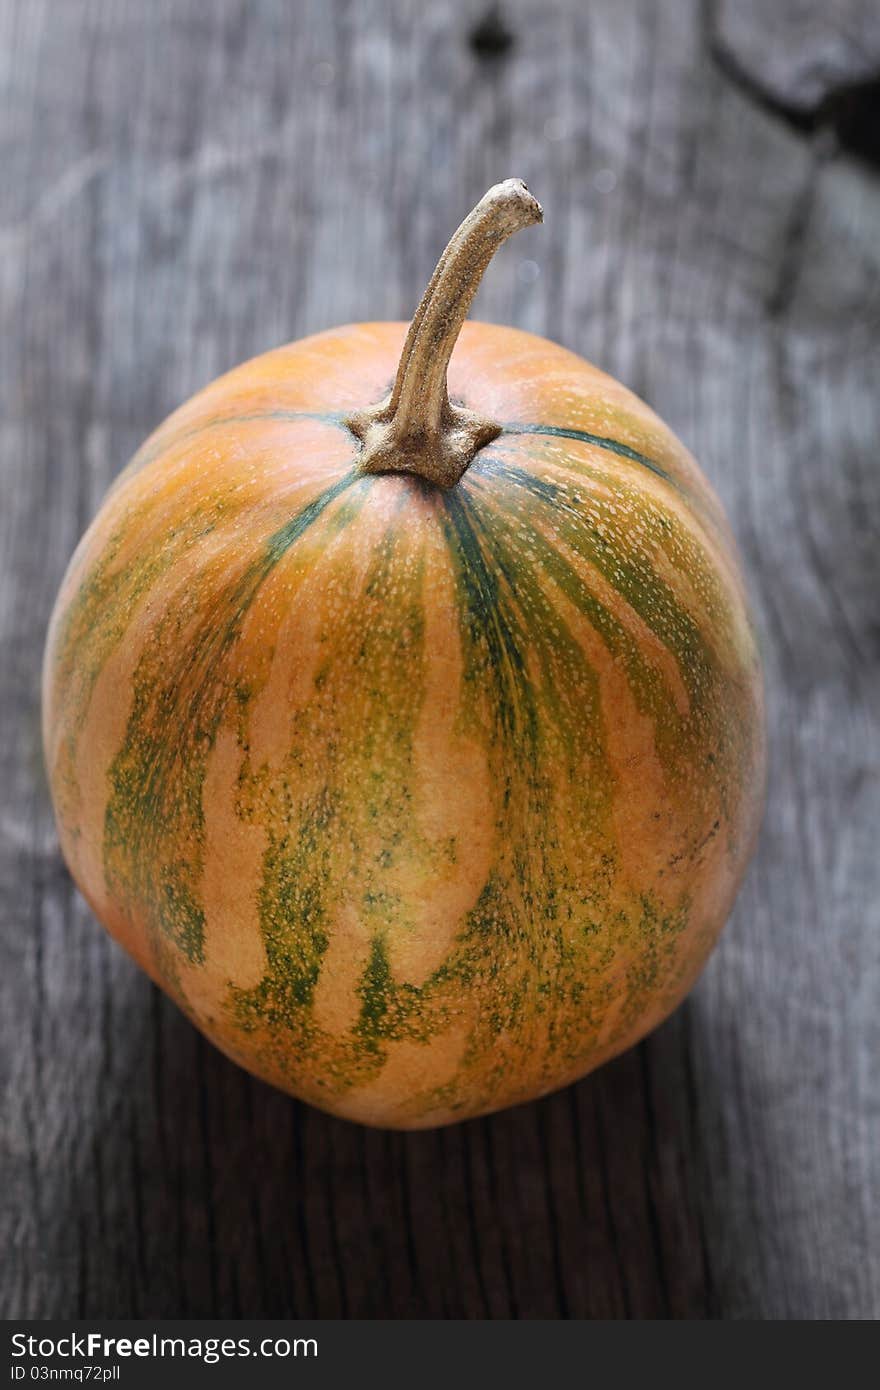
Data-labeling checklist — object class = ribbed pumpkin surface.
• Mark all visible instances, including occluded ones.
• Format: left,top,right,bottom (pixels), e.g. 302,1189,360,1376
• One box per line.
43,321,764,1126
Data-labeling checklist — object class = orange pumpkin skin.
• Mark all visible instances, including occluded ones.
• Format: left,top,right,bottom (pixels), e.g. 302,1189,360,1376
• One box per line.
43,320,765,1128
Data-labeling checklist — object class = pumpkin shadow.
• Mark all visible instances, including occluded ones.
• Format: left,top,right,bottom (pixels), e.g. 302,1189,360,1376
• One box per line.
50,948,766,1319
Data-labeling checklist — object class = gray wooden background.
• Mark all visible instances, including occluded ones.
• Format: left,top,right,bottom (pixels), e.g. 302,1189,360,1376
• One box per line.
2,0,878,1320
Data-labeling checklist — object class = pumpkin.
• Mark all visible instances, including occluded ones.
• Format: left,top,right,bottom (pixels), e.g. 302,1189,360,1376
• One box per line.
43,181,765,1128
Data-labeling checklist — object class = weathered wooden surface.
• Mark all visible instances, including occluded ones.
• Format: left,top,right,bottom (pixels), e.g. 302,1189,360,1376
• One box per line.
1,0,878,1320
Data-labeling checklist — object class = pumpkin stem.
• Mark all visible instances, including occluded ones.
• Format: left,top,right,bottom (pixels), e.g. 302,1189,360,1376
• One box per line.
346,179,543,488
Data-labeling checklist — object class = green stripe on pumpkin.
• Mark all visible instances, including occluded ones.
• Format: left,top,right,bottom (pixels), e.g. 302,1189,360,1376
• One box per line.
103,472,360,968
502,422,679,488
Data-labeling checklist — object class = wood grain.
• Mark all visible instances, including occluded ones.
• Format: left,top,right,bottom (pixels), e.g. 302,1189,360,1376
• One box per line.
1,0,878,1319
